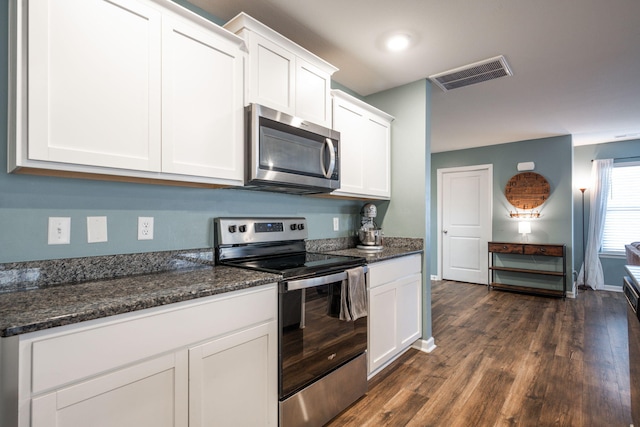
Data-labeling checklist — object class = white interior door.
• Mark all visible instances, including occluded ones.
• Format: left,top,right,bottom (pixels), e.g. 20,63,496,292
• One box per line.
439,165,492,284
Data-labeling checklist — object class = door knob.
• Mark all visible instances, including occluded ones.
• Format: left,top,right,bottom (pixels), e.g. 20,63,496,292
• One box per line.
443,230,448,234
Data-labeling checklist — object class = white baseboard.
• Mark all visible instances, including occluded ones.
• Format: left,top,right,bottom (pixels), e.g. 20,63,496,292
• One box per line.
430,275,441,281
413,336,436,353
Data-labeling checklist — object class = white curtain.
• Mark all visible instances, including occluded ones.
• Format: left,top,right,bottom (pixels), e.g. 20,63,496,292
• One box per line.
578,159,613,290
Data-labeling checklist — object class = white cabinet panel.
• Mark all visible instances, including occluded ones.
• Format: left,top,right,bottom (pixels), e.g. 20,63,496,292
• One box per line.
331,90,393,199
332,102,365,192
224,13,337,128
189,322,277,426
369,283,398,373
367,254,422,376
10,0,246,186
161,15,244,181
296,58,332,127
27,0,162,171
250,33,295,114
31,352,188,427
7,285,277,426
397,273,422,348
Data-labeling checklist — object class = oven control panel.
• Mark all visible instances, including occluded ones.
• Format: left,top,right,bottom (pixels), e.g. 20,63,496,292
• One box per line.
215,217,308,245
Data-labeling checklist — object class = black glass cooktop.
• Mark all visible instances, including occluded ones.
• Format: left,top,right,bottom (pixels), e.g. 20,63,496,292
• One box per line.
223,252,365,279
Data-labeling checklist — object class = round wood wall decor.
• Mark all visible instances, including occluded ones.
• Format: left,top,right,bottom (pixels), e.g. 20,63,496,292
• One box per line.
505,172,550,209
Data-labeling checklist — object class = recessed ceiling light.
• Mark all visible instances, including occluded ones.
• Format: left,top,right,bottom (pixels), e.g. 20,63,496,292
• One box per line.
385,33,412,52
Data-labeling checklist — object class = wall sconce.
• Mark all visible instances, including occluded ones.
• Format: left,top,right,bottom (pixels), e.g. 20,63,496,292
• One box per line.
518,221,531,243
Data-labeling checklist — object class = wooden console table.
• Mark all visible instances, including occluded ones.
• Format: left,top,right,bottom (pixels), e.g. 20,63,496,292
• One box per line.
488,242,566,298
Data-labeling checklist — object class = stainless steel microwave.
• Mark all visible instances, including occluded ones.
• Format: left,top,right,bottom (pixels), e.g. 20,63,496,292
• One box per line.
245,104,340,194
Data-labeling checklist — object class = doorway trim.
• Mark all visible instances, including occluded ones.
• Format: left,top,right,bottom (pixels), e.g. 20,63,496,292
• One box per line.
436,164,493,281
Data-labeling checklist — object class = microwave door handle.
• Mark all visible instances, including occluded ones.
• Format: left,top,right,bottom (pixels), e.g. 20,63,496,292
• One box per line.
321,138,336,178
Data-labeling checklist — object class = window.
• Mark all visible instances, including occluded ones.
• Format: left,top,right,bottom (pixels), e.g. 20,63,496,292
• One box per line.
601,162,640,254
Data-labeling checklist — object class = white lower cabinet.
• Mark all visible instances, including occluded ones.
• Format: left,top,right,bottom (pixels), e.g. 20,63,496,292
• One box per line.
368,254,422,376
188,322,275,427
31,352,188,427
5,285,277,427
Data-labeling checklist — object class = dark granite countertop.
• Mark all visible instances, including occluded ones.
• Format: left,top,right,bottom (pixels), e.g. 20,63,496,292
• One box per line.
0,265,280,337
0,238,423,338
326,246,423,263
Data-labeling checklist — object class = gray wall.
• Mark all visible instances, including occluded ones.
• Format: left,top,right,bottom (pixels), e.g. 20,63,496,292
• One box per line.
431,135,574,290
574,139,640,288
366,79,432,339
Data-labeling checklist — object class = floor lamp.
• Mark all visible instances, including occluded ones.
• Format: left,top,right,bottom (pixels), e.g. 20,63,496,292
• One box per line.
578,187,589,291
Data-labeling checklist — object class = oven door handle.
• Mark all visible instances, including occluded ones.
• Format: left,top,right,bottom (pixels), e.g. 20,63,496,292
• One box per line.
284,266,368,292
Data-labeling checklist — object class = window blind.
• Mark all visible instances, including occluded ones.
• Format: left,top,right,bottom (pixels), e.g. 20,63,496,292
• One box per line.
601,162,640,254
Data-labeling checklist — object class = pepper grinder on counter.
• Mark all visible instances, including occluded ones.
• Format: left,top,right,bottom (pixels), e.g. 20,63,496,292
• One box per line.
357,203,384,251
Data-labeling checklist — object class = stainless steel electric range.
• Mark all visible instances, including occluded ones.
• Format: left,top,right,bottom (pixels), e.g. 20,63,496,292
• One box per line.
215,217,368,427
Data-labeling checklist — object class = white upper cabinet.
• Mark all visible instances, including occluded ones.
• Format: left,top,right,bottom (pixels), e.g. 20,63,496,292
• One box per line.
26,0,163,172
331,90,393,199
224,13,337,128
161,13,244,181
9,0,245,186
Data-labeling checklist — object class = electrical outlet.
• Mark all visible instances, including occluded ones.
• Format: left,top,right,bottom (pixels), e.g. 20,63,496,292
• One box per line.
48,217,71,245
333,217,339,231
138,217,154,240
87,216,108,243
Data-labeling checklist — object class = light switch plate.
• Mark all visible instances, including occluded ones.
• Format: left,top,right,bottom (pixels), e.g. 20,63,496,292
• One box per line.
87,216,108,243
48,217,71,245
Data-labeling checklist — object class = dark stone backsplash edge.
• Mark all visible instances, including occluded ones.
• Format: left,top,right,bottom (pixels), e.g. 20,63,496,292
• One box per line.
0,237,424,293
306,236,424,252
0,249,215,293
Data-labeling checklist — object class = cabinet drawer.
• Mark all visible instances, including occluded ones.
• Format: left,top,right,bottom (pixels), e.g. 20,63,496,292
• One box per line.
368,254,421,289
523,245,564,257
488,243,523,254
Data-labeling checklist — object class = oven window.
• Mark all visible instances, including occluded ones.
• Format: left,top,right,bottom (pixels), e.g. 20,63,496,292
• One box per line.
279,281,367,398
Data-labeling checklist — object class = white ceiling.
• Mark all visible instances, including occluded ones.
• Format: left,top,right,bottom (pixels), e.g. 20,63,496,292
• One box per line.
189,0,640,153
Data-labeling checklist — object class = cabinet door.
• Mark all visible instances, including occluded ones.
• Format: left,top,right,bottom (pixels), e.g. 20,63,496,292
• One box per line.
331,92,392,199
248,33,295,115
31,352,188,427
27,0,162,171
295,58,332,127
364,116,391,198
161,15,244,182
332,100,366,195
368,282,398,374
189,321,278,427
396,273,422,348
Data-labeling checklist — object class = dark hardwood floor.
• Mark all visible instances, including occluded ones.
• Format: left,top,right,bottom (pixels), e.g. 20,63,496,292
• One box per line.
328,280,632,426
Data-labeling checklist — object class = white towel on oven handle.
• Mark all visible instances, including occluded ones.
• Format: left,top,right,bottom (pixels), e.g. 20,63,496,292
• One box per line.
339,266,367,321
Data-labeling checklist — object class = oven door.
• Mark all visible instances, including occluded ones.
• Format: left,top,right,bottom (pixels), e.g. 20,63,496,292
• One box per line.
279,270,367,399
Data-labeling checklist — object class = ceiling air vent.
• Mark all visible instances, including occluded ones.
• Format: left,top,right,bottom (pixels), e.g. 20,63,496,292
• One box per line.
429,55,513,91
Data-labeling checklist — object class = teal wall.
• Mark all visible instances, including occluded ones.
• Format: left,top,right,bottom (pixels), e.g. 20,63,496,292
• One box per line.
0,3,365,263
366,79,432,340
431,135,574,290
574,139,640,287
